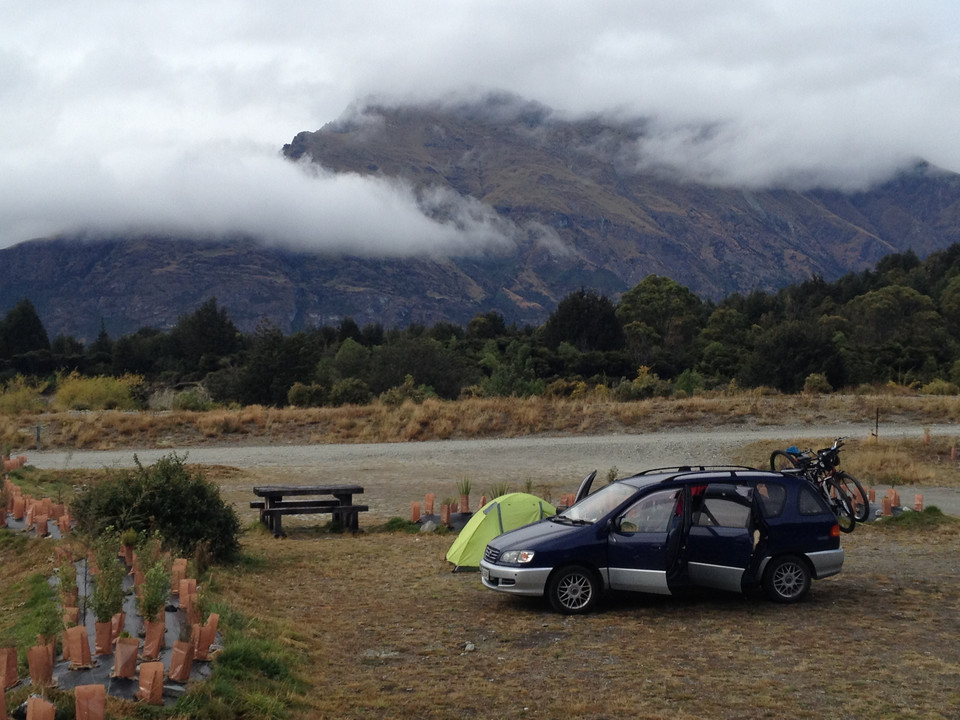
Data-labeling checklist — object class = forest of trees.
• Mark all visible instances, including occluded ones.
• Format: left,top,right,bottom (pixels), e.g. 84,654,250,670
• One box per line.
4,243,960,409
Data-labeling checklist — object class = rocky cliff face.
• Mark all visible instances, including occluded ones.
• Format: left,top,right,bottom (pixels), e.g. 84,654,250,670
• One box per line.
4,97,960,340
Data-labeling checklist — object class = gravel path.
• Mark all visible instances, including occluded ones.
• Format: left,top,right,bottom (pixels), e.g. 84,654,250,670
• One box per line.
27,423,960,519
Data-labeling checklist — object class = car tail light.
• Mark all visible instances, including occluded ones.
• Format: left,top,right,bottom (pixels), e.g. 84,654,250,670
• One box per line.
830,523,840,538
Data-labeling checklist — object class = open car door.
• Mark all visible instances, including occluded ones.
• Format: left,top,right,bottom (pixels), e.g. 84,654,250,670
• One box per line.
606,487,685,595
574,470,598,503
683,482,755,593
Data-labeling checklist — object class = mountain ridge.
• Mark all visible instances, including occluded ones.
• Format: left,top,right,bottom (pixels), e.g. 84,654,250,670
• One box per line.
4,97,960,341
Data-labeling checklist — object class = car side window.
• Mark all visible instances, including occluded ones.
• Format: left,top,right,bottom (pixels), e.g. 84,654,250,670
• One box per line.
798,483,832,515
755,482,787,518
692,484,753,528
618,489,680,533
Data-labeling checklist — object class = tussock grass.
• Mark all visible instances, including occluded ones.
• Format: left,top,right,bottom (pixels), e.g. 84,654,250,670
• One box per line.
4,393,960,452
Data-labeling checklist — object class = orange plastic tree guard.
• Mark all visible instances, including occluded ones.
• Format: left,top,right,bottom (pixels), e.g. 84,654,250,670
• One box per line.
194,612,220,661
94,622,113,656
0,647,17,689
75,683,106,720
27,644,52,686
65,625,93,669
110,611,126,644
142,619,165,660
113,637,140,679
137,661,165,704
167,639,194,683
170,558,188,595
26,695,55,720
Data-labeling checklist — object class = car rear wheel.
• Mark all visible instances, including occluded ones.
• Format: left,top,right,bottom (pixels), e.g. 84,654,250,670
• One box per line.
762,554,811,603
547,564,600,614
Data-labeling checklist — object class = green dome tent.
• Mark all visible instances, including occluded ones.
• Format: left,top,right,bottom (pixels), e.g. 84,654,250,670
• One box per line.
445,492,557,571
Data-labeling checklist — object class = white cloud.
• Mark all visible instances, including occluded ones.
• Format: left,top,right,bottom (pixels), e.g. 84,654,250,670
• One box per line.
2,0,959,249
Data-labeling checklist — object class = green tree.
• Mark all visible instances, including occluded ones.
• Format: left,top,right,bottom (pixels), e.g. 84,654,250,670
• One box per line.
542,288,625,352
169,297,242,374
0,298,50,359
333,337,370,380
616,276,706,375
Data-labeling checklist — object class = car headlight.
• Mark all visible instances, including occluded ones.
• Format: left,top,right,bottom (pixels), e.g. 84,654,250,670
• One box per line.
500,550,535,564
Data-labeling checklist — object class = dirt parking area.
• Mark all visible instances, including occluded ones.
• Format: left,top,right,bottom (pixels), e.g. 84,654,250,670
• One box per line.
27,426,960,718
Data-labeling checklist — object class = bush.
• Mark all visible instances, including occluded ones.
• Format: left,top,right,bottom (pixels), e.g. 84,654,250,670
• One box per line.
613,366,672,400
0,375,46,414
71,453,240,562
172,387,215,411
379,375,435,406
920,378,959,396
802,373,833,394
674,369,704,396
329,378,372,406
91,530,126,622
288,381,329,407
53,371,143,411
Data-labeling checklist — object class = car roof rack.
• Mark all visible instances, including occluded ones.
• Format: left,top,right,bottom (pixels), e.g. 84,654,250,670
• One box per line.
634,465,757,476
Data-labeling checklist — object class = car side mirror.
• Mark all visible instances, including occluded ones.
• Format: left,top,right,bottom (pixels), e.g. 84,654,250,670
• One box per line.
615,518,638,534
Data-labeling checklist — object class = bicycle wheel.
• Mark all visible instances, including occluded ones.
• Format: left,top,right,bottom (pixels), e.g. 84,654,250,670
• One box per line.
826,478,856,532
835,471,870,522
770,450,800,472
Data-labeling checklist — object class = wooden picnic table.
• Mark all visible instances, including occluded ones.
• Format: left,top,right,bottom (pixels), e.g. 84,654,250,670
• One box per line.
251,485,367,537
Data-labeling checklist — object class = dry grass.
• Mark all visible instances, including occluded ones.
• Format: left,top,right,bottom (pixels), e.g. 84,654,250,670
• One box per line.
209,522,960,719
7,393,960,452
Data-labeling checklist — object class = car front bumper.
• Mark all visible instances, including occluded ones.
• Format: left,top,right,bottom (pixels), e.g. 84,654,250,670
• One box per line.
479,559,553,597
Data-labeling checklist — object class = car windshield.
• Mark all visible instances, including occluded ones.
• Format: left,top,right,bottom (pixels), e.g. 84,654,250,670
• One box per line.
560,482,638,524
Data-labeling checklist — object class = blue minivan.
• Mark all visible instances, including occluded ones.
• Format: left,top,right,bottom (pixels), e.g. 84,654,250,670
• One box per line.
480,466,843,613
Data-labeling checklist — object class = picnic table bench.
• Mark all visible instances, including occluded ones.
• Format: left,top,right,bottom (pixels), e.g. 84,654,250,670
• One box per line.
251,485,367,537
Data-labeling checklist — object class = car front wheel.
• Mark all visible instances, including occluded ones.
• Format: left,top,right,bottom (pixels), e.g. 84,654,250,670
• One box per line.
547,564,600,614
762,555,811,603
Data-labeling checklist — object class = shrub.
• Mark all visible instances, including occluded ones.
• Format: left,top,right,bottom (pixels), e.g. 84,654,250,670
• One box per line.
53,371,143,411
329,378,372,406
71,453,240,562
802,373,833,394
920,378,959,396
172,388,215,411
91,531,126,622
673,369,704,396
0,375,45,414
288,382,328,407
379,375,435,406
613,366,672,400
139,561,170,623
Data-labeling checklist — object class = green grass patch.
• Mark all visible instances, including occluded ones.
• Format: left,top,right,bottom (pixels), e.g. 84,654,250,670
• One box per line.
874,505,960,531
0,570,62,673
175,605,305,720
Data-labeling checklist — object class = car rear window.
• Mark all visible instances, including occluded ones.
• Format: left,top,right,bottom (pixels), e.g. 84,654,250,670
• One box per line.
754,482,787,518
798,483,832,515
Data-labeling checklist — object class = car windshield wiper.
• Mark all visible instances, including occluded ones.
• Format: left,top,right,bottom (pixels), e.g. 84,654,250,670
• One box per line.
551,516,593,525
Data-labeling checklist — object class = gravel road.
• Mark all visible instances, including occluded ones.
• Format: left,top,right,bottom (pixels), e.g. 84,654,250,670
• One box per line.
27,423,960,519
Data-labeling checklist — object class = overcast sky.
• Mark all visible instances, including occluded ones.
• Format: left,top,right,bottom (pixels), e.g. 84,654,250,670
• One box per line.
2,0,959,253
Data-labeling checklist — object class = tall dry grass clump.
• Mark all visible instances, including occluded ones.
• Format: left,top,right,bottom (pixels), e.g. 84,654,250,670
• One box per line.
52,371,143,411
0,375,46,414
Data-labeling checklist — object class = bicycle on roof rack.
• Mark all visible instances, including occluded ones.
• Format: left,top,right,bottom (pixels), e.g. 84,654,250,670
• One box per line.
769,437,869,533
